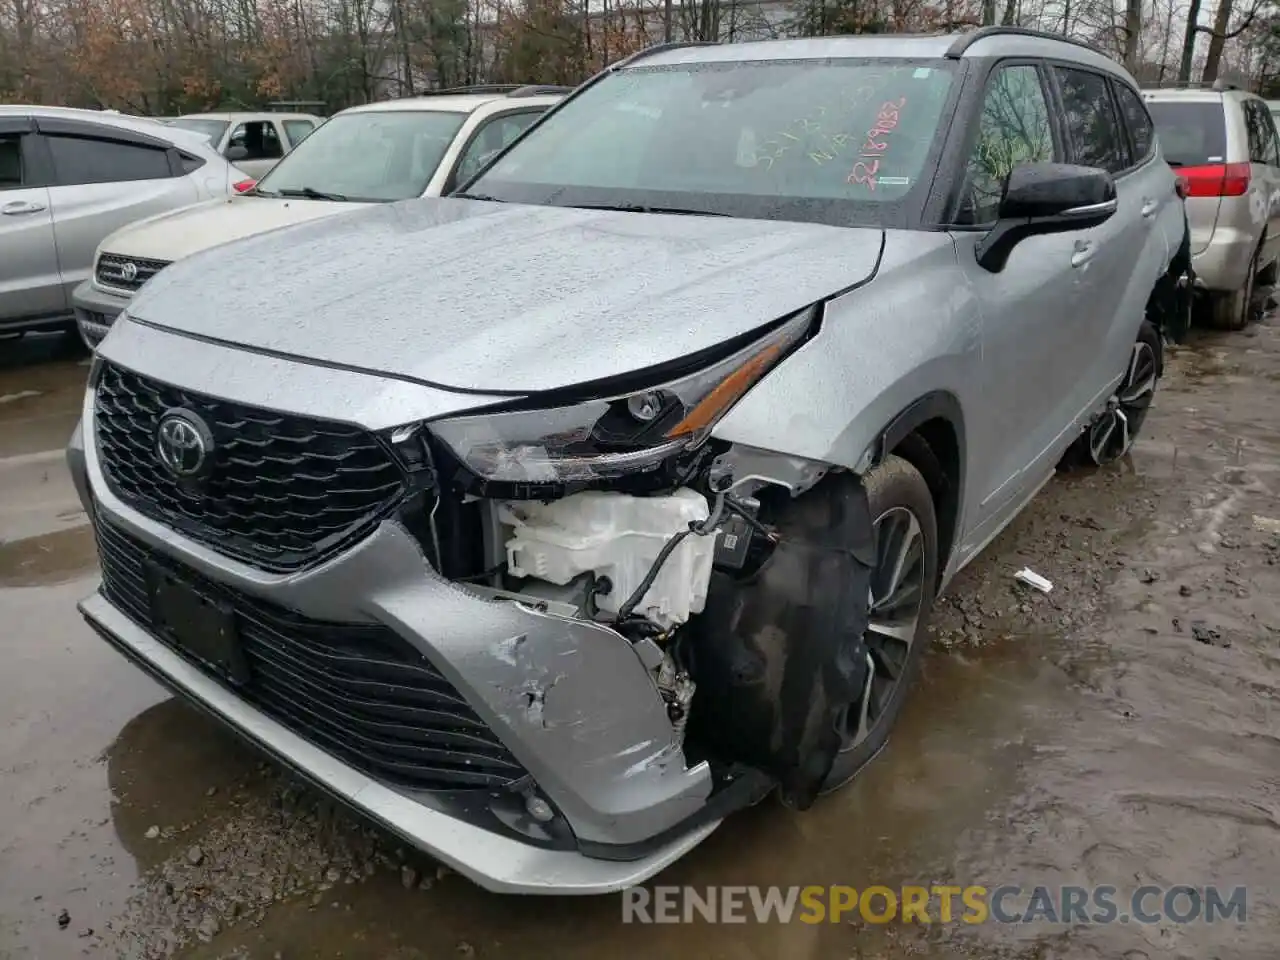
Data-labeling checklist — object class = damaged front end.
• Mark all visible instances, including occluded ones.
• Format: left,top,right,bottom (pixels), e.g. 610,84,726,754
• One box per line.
398,307,879,831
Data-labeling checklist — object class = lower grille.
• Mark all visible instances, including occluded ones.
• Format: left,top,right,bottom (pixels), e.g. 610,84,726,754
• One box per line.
96,518,528,792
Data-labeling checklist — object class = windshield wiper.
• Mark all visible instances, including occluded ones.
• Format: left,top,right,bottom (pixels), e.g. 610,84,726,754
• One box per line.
275,186,349,201
568,202,729,217
452,192,507,202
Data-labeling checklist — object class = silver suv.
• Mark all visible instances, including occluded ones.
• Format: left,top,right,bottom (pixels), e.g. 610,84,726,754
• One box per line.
1144,85,1280,329
69,29,1187,893
0,107,234,338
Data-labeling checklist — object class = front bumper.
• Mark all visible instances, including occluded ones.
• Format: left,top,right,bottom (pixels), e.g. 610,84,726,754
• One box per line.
71,279,131,349
67,347,725,893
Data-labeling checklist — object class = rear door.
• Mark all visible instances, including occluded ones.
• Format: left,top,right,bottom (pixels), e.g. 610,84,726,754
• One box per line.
37,118,200,297
1243,98,1280,270
1145,95,1228,255
0,117,64,324
1050,65,1147,419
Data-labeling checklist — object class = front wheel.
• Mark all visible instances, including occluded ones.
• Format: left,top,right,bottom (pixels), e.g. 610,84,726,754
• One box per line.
821,454,938,793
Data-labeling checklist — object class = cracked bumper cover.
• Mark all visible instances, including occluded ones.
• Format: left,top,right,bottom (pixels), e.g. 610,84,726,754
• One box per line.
67,394,720,894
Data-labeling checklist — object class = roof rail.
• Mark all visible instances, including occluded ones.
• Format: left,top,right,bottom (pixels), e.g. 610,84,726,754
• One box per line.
612,40,719,70
944,25,1104,59
413,84,525,98
1146,79,1238,91
508,84,575,97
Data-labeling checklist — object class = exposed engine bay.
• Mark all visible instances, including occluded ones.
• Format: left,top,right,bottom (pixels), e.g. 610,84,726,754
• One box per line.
413,436,877,811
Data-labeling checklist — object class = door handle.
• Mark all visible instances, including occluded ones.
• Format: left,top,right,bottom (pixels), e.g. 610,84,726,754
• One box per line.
1141,198,1159,218
1071,239,1097,268
1,200,46,216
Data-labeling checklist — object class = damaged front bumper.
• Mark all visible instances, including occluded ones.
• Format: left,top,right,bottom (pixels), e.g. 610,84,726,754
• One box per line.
68,407,739,893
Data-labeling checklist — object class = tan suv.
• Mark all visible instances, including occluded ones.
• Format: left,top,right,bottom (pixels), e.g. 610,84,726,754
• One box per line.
1144,85,1280,329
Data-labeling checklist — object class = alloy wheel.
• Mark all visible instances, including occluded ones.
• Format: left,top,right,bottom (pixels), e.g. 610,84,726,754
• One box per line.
843,505,927,750
1087,339,1158,466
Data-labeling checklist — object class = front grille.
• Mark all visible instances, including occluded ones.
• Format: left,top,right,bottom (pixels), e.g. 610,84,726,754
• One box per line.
96,518,529,791
95,253,171,291
94,363,406,572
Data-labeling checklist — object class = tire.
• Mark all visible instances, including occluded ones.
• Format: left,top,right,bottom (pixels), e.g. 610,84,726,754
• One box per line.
1062,319,1162,470
1209,244,1260,331
821,454,938,792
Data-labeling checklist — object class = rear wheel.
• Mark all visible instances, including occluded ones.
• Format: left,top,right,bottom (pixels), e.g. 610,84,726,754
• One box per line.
1063,320,1161,469
821,455,937,793
1210,245,1261,331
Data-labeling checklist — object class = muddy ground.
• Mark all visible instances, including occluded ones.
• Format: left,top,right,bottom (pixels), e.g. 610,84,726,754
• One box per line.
0,318,1277,960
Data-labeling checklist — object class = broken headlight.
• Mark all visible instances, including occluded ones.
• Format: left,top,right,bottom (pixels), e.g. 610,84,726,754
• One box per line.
429,312,812,483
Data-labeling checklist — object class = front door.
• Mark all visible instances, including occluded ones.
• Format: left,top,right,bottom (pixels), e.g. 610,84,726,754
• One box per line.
0,121,63,325
954,62,1088,523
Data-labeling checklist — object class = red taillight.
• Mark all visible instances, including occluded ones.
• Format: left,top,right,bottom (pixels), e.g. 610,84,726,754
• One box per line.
232,178,257,194
1177,162,1250,198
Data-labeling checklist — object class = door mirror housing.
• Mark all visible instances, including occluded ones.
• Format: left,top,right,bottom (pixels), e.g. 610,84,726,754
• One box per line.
975,162,1118,273
225,144,250,163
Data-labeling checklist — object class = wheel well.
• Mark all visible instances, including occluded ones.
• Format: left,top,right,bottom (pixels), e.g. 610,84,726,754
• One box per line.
888,417,960,588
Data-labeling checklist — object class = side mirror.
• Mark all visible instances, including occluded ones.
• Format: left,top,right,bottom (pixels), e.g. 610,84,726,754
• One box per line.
225,144,249,163
975,162,1118,273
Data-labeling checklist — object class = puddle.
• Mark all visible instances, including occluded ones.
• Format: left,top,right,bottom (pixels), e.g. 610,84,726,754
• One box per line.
0,527,97,587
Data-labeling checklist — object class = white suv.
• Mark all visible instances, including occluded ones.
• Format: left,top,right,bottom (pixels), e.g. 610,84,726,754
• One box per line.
74,85,567,347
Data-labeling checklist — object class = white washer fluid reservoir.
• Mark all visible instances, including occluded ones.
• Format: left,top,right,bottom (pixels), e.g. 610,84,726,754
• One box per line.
500,489,718,630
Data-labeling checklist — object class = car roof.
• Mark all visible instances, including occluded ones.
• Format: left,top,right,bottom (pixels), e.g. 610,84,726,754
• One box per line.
175,112,323,122
635,28,1135,82
0,104,221,152
342,92,564,116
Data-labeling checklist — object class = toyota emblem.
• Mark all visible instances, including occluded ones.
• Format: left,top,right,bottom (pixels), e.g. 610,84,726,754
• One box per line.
118,261,139,283
156,410,213,478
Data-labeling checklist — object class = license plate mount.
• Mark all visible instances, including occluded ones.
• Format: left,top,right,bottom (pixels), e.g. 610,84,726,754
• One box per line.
145,562,250,686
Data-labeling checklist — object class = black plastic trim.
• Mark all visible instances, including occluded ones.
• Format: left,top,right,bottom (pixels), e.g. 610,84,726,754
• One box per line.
33,116,174,150
876,390,966,472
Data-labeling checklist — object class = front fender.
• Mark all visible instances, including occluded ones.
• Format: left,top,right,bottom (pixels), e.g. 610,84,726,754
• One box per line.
712,231,982,473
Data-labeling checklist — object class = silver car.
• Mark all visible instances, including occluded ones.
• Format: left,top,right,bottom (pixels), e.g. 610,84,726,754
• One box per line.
69,28,1187,894
1144,86,1280,329
0,107,235,338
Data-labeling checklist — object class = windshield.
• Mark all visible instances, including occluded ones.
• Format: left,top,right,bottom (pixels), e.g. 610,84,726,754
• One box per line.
254,110,468,202
466,59,957,227
170,118,230,144
1146,101,1227,167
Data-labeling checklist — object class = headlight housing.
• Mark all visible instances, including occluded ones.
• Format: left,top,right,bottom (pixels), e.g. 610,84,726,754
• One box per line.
428,311,813,484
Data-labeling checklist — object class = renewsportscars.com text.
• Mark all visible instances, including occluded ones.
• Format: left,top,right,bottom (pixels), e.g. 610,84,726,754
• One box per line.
621,884,1248,925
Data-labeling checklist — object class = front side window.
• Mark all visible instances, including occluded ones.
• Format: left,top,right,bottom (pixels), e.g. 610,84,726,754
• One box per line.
958,65,1055,225
0,134,24,189
254,110,468,202
46,134,172,186
453,110,543,187
466,59,959,227
1055,67,1128,173
1113,83,1154,163
228,121,283,160
283,120,316,146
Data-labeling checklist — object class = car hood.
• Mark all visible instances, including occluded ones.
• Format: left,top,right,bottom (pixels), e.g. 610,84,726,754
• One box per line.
101,195,370,262
130,198,884,395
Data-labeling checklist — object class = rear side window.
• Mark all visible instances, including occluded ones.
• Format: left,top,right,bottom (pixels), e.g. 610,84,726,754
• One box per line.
1055,67,1128,173
46,134,173,186
1145,100,1227,166
1113,83,1155,163
179,152,207,174
1243,101,1280,165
